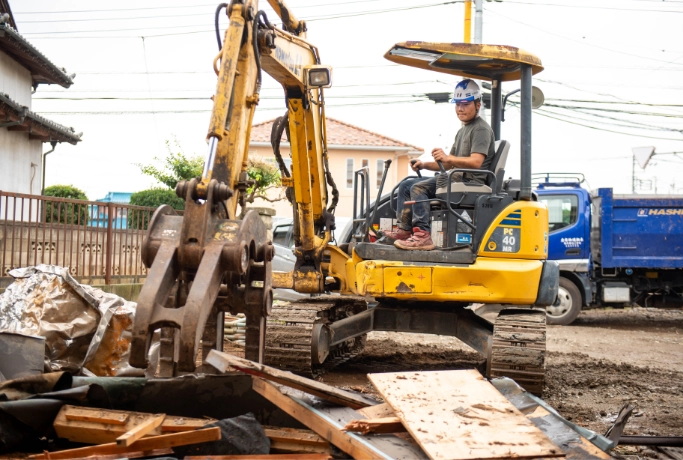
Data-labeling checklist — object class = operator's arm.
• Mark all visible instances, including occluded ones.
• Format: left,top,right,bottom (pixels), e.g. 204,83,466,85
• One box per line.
431,149,485,170
411,150,485,172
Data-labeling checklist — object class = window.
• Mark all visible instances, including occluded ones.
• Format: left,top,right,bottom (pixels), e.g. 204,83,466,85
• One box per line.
346,158,354,188
273,224,293,248
376,159,385,188
540,194,579,232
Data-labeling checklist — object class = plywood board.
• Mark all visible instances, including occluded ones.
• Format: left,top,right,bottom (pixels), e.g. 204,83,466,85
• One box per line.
368,369,563,460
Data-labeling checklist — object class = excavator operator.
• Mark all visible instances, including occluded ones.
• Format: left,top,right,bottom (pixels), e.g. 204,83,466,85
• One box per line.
385,79,496,251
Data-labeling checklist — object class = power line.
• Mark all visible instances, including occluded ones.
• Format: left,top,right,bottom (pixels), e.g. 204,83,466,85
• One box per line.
504,0,683,13
21,1,461,36
13,0,388,15
486,8,683,67
532,106,683,141
34,99,425,115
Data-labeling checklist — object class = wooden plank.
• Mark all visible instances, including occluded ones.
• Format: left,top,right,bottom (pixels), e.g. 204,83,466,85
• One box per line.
368,370,564,460
343,417,406,435
356,402,394,419
270,440,332,455
65,408,129,425
263,427,331,447
252,378,392,460
206,350,376,409
116,414,166,447
30,427,221,460
184,455,333,460
162,417,214,432
263,426,333,454
62,448,174,460
54,405,212,444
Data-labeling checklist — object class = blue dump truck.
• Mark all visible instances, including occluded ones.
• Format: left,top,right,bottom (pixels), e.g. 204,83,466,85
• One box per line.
535,174,683,324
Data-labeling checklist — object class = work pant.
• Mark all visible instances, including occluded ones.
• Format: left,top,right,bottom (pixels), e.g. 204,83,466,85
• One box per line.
396,173,470,232
396,176,437,232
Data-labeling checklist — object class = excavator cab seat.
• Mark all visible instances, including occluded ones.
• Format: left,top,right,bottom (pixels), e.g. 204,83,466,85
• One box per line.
434,139,510,208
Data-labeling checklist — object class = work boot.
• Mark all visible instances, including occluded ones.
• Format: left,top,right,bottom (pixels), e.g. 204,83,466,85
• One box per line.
383,227,412,243
394,227,435,251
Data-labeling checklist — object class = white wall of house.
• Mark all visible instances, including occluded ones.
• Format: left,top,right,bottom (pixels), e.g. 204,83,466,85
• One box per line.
0,46,43,196
0,49,32,108
0,129,42,195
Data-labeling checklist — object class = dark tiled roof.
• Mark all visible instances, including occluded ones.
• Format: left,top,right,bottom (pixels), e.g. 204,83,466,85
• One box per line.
0,21,74,88
0,0,17,31
0,92,81,144
251,117,423,152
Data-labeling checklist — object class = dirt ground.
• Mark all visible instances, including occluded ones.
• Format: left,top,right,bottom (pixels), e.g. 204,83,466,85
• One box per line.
318,306,683,444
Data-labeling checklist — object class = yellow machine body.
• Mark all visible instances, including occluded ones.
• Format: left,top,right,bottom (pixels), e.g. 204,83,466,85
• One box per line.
324,201,549,304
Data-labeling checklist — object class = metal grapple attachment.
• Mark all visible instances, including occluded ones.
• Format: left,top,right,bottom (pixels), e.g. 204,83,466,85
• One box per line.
130,179,273,376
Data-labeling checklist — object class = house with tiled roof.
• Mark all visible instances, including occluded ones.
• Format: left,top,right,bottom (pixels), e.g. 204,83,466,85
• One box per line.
249,117,423,218
0,1,81,196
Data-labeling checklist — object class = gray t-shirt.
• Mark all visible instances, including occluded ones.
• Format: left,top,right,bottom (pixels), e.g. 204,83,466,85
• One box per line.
449,115,495,184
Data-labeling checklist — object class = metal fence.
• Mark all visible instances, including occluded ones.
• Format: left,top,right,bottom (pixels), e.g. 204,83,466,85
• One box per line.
0,190,157,288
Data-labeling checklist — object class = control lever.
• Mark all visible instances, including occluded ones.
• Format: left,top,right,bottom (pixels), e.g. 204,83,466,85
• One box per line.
410,159,422,178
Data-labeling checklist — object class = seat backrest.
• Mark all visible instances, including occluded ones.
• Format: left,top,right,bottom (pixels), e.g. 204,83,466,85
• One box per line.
491,140,510,193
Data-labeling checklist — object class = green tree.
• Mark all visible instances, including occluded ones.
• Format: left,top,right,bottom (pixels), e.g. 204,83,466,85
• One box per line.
128,188,185,229
136,138,284,219
240,156,283,218
137,138,204,189
43,185,89,225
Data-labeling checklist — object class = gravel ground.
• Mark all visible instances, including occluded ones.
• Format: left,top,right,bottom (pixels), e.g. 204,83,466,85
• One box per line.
317,307,683,457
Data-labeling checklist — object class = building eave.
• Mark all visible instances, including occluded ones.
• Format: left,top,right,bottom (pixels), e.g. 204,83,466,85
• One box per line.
0,22,74,88
0,92,81,144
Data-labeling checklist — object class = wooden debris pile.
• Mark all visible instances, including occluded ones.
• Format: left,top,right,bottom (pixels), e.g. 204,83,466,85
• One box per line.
207,350,614,460
18,350,616,459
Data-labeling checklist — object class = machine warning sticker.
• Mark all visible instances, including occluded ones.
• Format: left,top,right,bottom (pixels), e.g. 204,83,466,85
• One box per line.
486,227,520,253
456,233,472,244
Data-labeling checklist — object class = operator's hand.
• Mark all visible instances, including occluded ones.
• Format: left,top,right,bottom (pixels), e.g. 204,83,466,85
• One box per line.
410,160,423,172
431,148,448,164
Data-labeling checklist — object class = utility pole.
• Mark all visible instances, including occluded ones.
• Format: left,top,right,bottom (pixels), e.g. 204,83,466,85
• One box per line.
474,0,483,44
464,1,472,43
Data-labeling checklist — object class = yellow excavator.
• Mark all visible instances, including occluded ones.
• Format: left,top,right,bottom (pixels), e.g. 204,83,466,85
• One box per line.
130,0,558,395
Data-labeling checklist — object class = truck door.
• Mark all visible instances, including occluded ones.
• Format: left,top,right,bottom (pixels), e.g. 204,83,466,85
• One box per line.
538,193,587,260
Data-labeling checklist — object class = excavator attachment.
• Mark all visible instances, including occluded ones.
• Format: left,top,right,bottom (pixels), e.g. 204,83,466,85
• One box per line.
130,179,274,375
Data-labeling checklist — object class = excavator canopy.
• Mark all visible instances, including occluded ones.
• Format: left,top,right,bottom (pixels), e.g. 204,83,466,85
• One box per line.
384,42,543,82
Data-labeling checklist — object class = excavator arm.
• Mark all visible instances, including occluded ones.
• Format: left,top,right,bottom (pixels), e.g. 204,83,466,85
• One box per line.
129,0,336,375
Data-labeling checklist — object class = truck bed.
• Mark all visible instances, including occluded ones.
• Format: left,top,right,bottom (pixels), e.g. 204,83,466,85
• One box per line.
591,188,683,269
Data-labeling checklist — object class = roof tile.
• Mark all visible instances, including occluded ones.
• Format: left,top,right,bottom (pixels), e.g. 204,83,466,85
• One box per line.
251,117,423,152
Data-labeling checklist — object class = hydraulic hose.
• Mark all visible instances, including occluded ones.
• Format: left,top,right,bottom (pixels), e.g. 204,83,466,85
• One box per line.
214,3,228,50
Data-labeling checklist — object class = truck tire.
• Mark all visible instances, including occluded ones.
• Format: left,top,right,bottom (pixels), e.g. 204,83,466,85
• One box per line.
546,277,582,325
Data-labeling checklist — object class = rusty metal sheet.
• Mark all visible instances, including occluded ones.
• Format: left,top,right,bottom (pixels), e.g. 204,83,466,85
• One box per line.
384,42,543,81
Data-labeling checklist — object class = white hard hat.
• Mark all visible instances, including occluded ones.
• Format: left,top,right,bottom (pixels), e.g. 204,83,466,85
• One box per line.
451,79,481,103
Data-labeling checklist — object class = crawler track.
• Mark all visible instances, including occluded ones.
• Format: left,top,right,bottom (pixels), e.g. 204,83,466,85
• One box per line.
264,296,368,377
487,310,546,395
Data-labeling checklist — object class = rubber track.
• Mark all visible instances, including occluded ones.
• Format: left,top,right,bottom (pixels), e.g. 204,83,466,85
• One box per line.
488,311,546,396
264,297,367,377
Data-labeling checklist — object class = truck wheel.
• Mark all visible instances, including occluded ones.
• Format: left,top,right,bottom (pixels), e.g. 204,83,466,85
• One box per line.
546,277,582,325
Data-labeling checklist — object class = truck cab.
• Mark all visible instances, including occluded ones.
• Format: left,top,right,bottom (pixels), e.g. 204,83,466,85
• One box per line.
534,174,593,324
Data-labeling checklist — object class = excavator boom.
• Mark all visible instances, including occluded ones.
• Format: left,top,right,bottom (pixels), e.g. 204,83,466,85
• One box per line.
130,0,336,375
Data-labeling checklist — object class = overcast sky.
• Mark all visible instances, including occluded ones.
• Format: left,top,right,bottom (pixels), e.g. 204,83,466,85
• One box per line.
14,0,683,201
